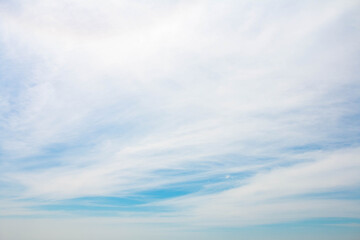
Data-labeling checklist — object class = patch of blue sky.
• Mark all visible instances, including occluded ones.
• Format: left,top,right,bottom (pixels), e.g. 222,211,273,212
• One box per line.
148,155,263,187
342,112,360,128
284,125,360,154
156,154,263,183
29,170,255,216
71,196,145,206
141,180,207,199
32,196,172,216
0,178,13,199
285,144,324,153
278,189,360,201
206,153,277,163
5,142,92,171
10,155,65,171
151,168,201,177
137,171,254,198
203,218,360,240
28,180,203,213
334,112,360,144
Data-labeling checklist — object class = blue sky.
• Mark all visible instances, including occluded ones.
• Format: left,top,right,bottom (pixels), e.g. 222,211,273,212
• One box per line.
0,0,360,239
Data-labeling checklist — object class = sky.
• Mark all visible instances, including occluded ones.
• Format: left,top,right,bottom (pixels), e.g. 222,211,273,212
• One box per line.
0,0,360,239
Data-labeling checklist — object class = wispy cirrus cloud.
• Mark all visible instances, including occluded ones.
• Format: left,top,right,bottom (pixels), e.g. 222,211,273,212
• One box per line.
0,0,360,239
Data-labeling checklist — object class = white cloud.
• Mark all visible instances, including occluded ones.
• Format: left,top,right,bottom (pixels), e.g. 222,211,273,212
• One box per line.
0,0,359,230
